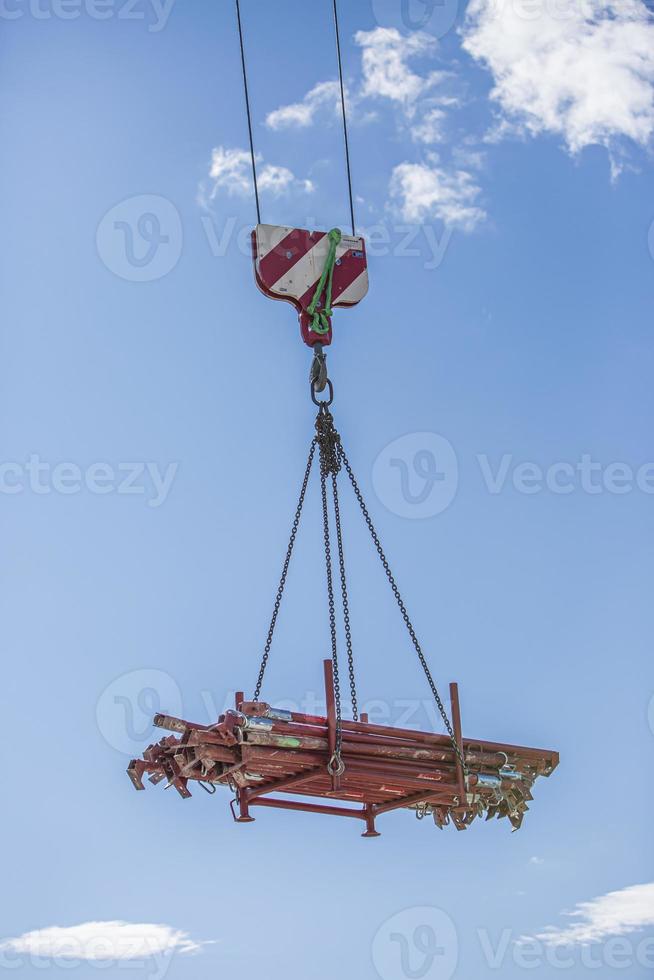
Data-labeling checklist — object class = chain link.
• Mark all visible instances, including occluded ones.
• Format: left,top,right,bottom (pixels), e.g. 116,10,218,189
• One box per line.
253,397,463,779
337,442,467,775
253,441,316,701
331,470,358,721
318,429,343,762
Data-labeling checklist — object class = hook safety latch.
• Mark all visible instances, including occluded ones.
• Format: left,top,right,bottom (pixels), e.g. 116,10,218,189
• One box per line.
309,343,329,393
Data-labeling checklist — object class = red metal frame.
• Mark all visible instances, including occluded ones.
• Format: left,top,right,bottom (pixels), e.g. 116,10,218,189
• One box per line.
128,660,558,836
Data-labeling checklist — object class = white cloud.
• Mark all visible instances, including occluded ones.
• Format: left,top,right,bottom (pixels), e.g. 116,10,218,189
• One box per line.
389,159,486,229
0,921,212,961
257,164,313,195
204,146,314,203
354,27,446,112
523,882,654,946
223,29,483,226
462,0,654,167
529,856,545,866
265,29,453,134
411,106,448,143
265,80,341,130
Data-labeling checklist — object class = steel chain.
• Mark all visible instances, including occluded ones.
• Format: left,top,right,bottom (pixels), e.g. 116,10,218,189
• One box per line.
253,440,316,700
337,442,467,775
253,393,462,780
317,425,343,765
331,470,359,721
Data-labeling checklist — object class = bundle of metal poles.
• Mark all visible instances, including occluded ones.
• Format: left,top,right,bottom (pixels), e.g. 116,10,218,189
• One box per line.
128,660,558,836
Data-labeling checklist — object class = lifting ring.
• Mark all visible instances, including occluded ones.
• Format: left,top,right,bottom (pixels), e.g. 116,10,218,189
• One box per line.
311,378,334,406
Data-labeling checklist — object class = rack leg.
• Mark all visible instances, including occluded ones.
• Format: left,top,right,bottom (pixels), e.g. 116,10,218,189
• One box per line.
361,804,381,838
235,791,255,823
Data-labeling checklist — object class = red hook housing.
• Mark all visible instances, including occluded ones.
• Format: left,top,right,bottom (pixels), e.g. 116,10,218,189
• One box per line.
252,224,368,347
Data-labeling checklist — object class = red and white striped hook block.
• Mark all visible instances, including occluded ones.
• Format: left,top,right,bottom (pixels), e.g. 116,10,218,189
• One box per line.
251,224,369,347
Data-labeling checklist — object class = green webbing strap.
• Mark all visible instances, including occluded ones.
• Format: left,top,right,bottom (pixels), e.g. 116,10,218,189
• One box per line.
307,228,342,335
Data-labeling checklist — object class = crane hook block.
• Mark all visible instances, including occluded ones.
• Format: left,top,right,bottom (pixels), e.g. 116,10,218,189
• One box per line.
252,224,368,347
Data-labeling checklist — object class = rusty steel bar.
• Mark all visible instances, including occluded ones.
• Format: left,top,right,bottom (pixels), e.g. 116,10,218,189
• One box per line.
241,744,460,782
449,682,466,805
249,796,367,820
245,766,324,800
242,734,510,771
324,659,337,759
280,784,392,804
243,745,462,780
237,711,556,775
242,705,557,767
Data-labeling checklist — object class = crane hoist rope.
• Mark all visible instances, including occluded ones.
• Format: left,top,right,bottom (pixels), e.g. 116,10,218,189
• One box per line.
235,0,355,236
236,0,367,390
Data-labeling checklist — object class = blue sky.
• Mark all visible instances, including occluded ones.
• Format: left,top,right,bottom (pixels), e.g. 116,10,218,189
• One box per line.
2,0,654,977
